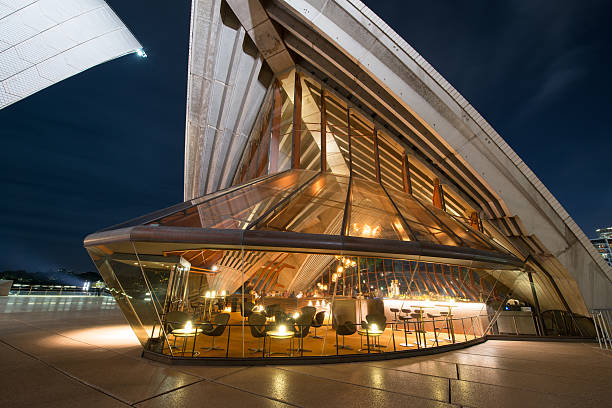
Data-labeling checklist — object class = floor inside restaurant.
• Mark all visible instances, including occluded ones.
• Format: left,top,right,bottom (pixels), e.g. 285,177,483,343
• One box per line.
1,296,611,408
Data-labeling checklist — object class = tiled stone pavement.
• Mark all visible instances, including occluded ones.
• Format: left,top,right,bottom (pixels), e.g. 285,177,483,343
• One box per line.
1,296,611,407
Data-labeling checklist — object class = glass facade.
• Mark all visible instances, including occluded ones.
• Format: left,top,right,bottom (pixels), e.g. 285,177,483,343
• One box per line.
85,69,552,362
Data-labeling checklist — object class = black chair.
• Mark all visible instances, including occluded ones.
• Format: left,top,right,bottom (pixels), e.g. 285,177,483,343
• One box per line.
335,321,357,350
247,312,267,353
200,313,230,351
292,308,316,353
273,310,289,329
265,303,280,317
301,306,316,317
364,314,387,348
165,311,191,348
332,299,356,350
311,311,325,339
366,313,386,330
240,301,255,319
165,311,191,331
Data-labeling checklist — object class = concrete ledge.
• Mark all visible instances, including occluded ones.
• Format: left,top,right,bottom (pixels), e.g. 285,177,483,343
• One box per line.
487,334,596,343
142,336,487,366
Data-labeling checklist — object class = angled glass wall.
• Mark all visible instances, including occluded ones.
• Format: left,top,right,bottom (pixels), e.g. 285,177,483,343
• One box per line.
85,68,582,363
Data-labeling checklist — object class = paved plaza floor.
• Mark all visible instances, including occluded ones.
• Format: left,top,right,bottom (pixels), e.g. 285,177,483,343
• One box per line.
1,296,611,407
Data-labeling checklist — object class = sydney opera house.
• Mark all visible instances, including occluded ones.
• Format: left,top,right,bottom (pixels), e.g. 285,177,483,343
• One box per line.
77,0,611,362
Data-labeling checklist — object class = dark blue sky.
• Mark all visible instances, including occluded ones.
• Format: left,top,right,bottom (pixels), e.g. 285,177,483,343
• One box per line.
1,1,610,272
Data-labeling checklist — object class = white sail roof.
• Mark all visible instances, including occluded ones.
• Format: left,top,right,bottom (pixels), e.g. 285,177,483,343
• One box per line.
0,0,141,109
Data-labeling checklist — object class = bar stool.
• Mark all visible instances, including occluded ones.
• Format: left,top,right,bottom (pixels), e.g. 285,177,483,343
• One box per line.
439,311,452,341
390,307,400,330
426,313,441,346
411,312,425,348
398,314,415,347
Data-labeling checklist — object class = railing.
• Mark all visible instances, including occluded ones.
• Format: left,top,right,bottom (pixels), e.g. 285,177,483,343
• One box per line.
9,284,111,297
147,314,486,360
592,309,612,350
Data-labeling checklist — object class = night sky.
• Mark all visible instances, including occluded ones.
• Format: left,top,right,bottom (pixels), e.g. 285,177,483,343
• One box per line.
1,1,610,272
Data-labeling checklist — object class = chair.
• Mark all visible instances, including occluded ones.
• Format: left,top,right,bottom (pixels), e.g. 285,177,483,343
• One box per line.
165,311,191,331
165,311,191,348
265,303,280,317
366,313,387,330
366,298,385,317
247,312,267,353
301,306,316,317
200,313,230,352
311,311,325,339
240,301,255,319
273,310,289,329
332,299,357,350
335,321,357,350
365,314,387,348
292,308,316,352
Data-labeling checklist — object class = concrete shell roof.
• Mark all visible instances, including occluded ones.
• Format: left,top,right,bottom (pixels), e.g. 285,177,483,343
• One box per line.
0,0,141,109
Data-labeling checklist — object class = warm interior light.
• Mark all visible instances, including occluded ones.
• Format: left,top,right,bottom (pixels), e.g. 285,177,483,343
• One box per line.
315,300,320,307
278,325,287,334
224,306,232,312
293,312,300,319
308,300,313,306
211,290,216,297
371,323,379,332
221,290,226,296
185,321,192,331
205,291,211,298
211,265,219,271
337,265,344,273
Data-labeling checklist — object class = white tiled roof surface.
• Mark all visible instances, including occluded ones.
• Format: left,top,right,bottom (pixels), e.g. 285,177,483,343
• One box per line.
0,0,141,109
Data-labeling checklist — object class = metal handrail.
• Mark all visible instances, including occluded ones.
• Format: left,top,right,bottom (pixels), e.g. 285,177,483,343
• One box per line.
592,309,612,350
156,314,484,359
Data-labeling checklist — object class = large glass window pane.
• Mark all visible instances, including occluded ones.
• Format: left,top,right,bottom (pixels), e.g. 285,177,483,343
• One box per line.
253,173,348,235
347,178,411,240
323,92,350,176
386,187,458,246
150,169,316,229
349,111,377,182
299,75,323,172
86,245,173,354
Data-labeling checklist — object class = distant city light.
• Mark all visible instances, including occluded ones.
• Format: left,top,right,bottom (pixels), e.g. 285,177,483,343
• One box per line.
136,48,147,58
